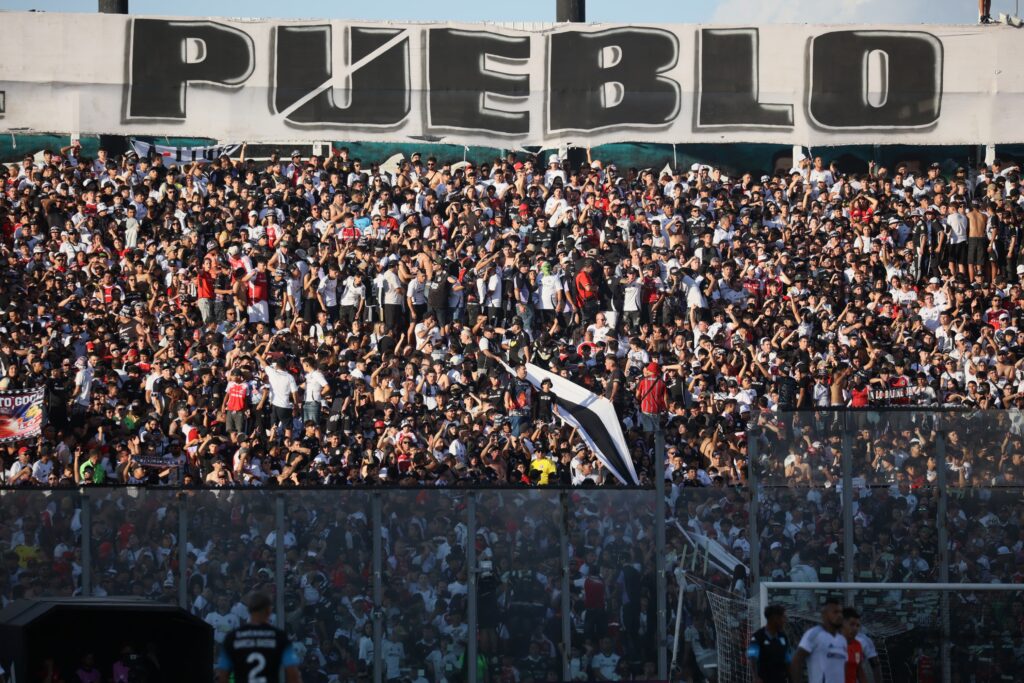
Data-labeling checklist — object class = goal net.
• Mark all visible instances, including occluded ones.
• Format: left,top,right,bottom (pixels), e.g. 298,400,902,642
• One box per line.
706,582,1024,683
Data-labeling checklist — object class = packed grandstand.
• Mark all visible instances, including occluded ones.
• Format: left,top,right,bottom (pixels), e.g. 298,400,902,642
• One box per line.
3,146,1024,486
2,142,1024,681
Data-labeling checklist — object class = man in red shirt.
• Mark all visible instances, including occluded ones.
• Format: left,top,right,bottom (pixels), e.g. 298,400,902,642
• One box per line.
243,259,271,324
196,261,216,324
221,370,250,435
842,607,868,683
575,261,599,322
338,212,362,242
635,362,667,433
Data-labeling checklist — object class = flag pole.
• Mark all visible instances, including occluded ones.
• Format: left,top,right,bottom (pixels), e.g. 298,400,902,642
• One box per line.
655,421,668,679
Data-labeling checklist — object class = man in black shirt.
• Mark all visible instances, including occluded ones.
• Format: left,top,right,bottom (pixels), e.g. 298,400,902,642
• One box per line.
502,318,531,365
748,604,792,683
425,269,451,331
775,365,799,411
534,378,556,425
602,355,627,417
794,364,814,410
217,592,302,683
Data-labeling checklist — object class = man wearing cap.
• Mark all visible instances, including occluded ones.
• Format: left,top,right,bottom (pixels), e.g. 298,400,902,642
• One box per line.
5,447,34,485
636,362,667,433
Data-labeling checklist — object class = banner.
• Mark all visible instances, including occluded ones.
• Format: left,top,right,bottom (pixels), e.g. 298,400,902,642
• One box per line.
132,456,181,469
129,138,240,163
1,13,1023,146
0,388,45,443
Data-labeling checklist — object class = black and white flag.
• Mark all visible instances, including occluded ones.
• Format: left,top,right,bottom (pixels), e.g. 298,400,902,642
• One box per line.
506,362,639,485
129,138,240,164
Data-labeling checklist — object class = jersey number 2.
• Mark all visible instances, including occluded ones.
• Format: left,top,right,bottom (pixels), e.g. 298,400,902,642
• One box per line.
246,652,267,683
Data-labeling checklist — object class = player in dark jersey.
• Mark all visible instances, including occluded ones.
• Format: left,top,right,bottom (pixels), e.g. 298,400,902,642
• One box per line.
216,592,302,683
748,604,793,683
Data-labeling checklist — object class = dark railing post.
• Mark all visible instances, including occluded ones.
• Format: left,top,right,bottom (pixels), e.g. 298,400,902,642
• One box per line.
80,489,92,597
98,0,130,156
275,495,286,625
748,432,760,611
654,427,667,679
372,493,383,683
555,0,585,22
936,431,952,683
178,492,188,609
560,491,572,681
98,0,129,12
841,413,855,584
467,493,478,683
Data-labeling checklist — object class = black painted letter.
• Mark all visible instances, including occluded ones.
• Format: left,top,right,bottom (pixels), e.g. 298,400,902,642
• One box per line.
697,28,793,128
274,25,410,127
809,31,942,129
127,19,254,119
548,28,679,133
427,29,531,135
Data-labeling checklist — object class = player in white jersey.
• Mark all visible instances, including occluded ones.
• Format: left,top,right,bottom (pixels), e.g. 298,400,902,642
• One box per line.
791,597,848,683
856,630,882,683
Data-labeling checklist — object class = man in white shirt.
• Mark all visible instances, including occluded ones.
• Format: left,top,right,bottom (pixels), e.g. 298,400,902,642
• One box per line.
586,313,612,345
945,205,969,276
31,451,55,483
918,290,944,332
809,156,835,188
72,356,95,413
316,263,340,322
339,272,366,326
856,630,883,683
790,597,848,683
379,261,405,331
205,595,241,644
301,357,330,427
590,637,620,680
260,348,299,436
543,155,566,186
6,447,33,485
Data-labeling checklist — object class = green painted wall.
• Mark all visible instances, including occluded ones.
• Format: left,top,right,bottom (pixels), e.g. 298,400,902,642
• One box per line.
0,135,1003,177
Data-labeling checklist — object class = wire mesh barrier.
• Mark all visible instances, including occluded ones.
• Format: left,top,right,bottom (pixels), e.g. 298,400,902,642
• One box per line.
737,409,1024,683
1,410,1023,681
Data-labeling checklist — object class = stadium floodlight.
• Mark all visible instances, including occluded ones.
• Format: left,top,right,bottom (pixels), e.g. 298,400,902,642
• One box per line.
705,582,1024,683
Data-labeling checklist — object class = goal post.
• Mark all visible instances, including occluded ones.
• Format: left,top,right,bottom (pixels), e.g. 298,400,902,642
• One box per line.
757,582,1019,626
754,582,1024,683
704,582,1024,683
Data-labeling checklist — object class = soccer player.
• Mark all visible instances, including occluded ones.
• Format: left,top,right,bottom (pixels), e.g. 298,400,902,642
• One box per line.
856,629,883,683
790,597,848,683
748,604,793,683
841,607,868,683
216,592,302,683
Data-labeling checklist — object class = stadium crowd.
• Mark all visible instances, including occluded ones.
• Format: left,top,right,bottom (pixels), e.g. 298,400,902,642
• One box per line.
2,144,1024,491
2,143,1024,679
